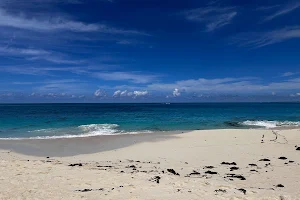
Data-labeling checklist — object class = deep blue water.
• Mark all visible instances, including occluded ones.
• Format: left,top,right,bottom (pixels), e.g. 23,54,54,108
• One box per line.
0,103,299,139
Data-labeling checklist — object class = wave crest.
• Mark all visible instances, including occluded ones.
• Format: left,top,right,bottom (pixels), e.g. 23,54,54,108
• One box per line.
0,123,124,140
78,124,120,135
240,120,300,129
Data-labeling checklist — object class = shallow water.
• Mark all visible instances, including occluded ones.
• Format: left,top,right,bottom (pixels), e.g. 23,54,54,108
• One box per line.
0,103,299,139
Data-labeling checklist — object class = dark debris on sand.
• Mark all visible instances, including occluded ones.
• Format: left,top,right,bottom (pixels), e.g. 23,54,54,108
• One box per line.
68,163,83,167
237,188,246,195
189,170,201,175
248,164,257,167
215,189,227,193
149,176,161,184
205,170,218,175
75,188,104,192
230,167,239,171
259,158,270,162
126,165,136,169
265,163,271,167
225,174,246,180
278,157,287,160
221,162,237,165
276,184,284,188
167,169,180,176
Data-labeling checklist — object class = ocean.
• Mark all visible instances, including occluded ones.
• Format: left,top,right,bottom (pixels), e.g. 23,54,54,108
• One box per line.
0,103,299,139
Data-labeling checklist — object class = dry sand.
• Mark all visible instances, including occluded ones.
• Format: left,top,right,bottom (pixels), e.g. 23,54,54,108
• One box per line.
1,129,300,200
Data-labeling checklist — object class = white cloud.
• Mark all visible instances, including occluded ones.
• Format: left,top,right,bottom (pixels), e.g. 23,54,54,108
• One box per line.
94,89,107,97
94,71,159,83
263,2,300,22
113,90,121,97
290,92,300,97
47,93,56,97
0,8,148,35
112,89,149,98
233,26,300,48
133,90,148,97
180,6,237,32
120,90,128,96
173,88,181,97
113,90,136,97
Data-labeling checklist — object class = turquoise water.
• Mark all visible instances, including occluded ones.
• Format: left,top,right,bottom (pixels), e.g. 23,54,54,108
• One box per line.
0,103,300,139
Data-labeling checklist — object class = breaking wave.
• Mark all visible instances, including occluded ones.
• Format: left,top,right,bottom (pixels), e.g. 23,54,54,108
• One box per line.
0,124,151,140
240,120,300,129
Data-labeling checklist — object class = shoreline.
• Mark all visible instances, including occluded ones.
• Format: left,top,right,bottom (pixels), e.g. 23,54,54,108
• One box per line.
1,128,300,199
0,127,299,157
0,130,187,157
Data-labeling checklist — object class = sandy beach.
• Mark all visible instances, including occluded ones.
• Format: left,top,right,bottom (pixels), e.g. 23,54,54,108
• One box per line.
1,128,300,200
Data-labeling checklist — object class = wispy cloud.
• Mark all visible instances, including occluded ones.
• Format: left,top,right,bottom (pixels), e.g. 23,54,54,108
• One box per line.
0,46,83,64
262,2,300,22
33,79,89,93
94,89,107,97
0,64,120,78
233,26,300,48
0,0,112,6
1,65,85,75
0,47,50,56
256,5,281,11
27,55,84,64
94,71,160,84
282,72,298,77
147,76,300,94
180,6,237,32
116,40,134,45
0,8,148,35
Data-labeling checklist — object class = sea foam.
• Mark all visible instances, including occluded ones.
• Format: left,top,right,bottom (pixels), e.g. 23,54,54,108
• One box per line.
0,124,151,140
240,120,300,129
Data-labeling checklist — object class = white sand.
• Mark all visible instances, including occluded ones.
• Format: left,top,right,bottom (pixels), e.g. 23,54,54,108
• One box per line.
1,129,300,200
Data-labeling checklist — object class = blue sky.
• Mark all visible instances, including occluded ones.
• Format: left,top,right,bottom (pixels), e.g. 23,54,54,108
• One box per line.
0,0,300,102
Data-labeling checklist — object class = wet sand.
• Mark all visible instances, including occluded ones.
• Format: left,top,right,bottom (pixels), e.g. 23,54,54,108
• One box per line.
0,130,185,157
1,129,300,199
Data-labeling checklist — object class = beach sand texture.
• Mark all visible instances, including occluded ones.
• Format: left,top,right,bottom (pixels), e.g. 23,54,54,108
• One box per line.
1,129,300,200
